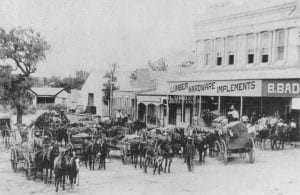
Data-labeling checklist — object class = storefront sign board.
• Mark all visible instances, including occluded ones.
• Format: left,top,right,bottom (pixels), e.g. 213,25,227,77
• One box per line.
168,95,193,104
262,80,300,97
170,80,262,96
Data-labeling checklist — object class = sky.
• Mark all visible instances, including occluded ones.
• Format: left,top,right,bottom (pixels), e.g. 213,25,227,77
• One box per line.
0,0,243,77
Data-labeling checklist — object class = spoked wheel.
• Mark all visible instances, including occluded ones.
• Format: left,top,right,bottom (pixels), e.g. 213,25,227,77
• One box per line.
10,149,17,172
214,141,222,160
221,140,228,165
248,138,255,164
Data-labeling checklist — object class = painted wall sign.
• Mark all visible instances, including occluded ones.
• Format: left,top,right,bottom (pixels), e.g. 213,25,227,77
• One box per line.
170,82,188,93
262,80,300,97
170,80,262,96
168,95,193,104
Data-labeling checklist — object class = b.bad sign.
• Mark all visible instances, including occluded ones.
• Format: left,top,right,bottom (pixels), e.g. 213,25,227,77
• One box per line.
263,80,300,97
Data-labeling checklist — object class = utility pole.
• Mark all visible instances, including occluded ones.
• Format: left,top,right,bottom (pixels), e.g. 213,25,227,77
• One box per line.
109,63,117,118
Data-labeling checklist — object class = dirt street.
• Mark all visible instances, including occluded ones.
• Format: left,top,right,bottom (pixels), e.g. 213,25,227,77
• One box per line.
0,143,300,195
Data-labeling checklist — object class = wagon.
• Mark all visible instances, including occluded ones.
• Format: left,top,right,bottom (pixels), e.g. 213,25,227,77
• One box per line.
10,128,52,179
119,134,142,164
70,132,92,156
215,121,255,164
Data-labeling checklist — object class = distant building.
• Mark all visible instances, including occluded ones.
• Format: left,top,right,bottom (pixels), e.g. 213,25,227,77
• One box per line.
30,87,69,109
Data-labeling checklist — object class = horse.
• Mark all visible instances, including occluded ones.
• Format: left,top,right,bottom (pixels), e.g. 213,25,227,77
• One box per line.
159,140,173,173
54,151,68,192
44,143,60,184
56,128,69,147
66,152,80,190
86,140,99,170
34,150,46,181
193,134,208,164
270,123,290,150
98,140,109,170
143,139,162,174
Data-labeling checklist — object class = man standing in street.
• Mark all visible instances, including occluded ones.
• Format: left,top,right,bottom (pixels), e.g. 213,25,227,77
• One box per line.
185,137,195,172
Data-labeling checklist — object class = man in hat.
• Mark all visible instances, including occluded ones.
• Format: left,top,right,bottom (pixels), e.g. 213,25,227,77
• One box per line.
228,105,239,122
185,137,195,172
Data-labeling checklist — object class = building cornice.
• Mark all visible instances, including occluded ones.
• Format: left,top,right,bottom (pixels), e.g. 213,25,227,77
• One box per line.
195,2,296,26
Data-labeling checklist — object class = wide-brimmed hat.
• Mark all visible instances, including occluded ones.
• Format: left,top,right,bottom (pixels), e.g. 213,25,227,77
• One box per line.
229,105,235,110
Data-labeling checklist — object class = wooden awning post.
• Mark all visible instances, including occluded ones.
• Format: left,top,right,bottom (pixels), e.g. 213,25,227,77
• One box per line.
218,96,221,115
240,96,243,119
181,96,184,123
198,96,202,117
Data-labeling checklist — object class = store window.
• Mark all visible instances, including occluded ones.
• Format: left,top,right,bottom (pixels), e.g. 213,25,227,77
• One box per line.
276,30,285,60
227,36,235,65
204,40,212,65
228,55,235,65
261,31,270,63
247,34,255,64
217,57,222,66
216,38,224,66
248,54,254,64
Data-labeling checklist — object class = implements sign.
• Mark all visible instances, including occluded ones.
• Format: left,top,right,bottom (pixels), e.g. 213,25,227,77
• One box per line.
170,80,262,96
262,80,300,97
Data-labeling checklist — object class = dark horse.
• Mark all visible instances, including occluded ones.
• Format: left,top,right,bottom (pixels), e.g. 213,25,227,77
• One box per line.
86,140,99,170
66,152,80,190
159,140,173,173
54,151,68,192
33,143,59,182
44,143,59,184
270,124,290,150
56,128,69,147
193,135,208,164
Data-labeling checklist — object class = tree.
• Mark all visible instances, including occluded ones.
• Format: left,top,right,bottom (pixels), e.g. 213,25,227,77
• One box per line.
147,57,168,71
0,27,50,124
36,69,89,92
102,64,119,113
0,66,34,123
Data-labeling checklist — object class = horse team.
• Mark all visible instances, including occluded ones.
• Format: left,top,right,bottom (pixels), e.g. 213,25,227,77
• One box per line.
32,142,79,192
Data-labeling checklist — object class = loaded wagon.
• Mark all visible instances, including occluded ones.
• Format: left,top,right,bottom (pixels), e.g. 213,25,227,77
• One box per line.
215,121,255,164
10,129,52,179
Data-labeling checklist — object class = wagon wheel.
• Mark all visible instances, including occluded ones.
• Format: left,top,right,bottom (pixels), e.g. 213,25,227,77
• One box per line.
11,149,18,172
221,140,228,165
214,141,222,160
248,138,255,164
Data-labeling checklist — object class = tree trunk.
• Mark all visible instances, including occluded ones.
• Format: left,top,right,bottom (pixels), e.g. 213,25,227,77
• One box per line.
16,104,23,124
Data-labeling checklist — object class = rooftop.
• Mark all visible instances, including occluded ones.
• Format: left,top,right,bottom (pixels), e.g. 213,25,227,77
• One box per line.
30,87,65,96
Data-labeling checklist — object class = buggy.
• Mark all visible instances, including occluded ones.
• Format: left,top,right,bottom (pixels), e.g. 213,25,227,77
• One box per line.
215,121,255,164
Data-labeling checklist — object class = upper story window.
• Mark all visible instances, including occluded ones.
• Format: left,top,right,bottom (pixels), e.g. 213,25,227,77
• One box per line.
227,36,235,65
204,39,212,65
276,30,285,61
216,38,224,66
261,31,270,63
247,34,255,64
